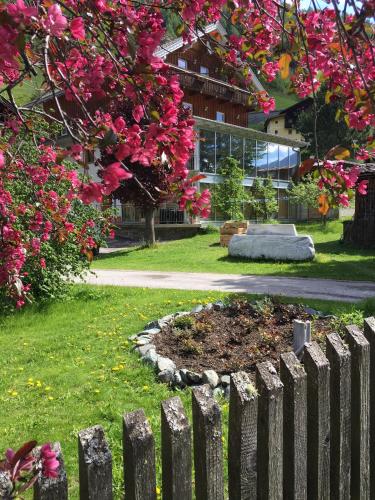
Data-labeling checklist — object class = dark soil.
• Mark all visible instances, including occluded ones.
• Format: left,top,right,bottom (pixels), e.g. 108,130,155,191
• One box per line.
153,299,333,376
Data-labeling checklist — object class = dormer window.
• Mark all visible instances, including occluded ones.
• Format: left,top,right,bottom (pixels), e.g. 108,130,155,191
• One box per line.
200,66,209,75
216,111,225,122
178,58,187,69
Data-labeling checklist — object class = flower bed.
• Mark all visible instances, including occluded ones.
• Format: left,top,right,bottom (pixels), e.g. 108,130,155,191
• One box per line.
132,298,334,397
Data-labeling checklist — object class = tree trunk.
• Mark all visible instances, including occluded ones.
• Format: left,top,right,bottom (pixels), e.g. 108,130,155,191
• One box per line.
144,206,156,246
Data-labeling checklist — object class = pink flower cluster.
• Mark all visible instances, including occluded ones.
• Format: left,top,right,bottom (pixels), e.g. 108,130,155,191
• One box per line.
318,161,368,207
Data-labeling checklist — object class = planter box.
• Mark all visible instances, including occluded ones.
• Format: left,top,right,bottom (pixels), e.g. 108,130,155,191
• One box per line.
220,221,248,247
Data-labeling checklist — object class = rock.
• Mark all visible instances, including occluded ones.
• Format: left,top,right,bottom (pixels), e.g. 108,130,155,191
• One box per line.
204,303,213,311
135,335,152,346
186,371,202,384
128,334,138,341
173,371,186,389
142,349,159,367
144,319,159,329
221,375,231,387
179,369,189,384
224,385,231,399
202,369,220,388
158,369,174,384
136,344,155,357
247,223,297,236
304,307,321,316
157,314,175,328
175,311,190,318
138,328,161,336
191,304,204,313
229,234,315,261
157,356,176,372
213,301,225,310
213,387,224,398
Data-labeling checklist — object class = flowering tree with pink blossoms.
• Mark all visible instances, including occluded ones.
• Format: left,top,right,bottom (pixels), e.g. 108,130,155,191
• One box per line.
0,0,374,307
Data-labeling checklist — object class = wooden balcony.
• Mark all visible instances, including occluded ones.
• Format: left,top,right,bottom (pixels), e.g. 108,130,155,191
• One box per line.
169,64,252,108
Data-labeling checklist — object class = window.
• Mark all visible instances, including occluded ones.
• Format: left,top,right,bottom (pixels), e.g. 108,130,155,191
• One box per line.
274,130,278,134
183,102,193,112
288,129,293,135
216,111,225,122
256,141,268,177
275,120,278,124
278,145,289,180
244,139,256,177
216,133,230,169
230,135,244,167
178,58,187,69
267,143,279,178
200,66,209,75
199,129,215,173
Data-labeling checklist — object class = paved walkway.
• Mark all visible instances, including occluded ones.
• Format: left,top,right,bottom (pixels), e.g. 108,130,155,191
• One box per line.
84,269,375,302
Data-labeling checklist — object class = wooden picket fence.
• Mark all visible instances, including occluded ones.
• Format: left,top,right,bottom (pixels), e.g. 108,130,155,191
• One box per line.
33,318,375,500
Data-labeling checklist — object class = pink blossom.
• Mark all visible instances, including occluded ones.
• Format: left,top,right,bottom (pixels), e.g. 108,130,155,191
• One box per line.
40,258,46,268
43,4,67,37
40,444,59,479
80,182,103,204
70,17,85,41
0,152,4,169
102,162,132,194
357,180,368,195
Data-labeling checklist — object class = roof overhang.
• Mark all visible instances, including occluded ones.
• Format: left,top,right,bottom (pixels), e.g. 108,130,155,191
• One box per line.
155,21,264,93
193,116,308,148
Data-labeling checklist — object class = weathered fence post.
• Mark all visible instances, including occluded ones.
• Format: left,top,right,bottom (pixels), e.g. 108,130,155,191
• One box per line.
161,396,192,500
123,409,156,500
192,384,224,500
326,332,351,500
346,325,370,499
78,425,113,500
33,443,68,500
256,361,283,500
228,371,258,500
363,316,375,498
303,342,330,500
280,352,307,500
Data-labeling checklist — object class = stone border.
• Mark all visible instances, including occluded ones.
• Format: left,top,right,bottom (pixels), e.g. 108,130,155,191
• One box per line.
130,301,330,399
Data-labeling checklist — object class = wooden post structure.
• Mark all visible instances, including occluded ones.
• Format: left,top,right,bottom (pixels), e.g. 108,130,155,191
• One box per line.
123,409,156,500
228,371,258,499
363,316,375,498
161,396,192,500
280,352,307,500
256,361,283,500
303,342,330,500
33,443,68,500
192,385,224,500
326,332,351,500
346,325,370,499
78,425,113,500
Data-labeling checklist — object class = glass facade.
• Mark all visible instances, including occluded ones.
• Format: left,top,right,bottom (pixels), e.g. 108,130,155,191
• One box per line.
198,129,300,181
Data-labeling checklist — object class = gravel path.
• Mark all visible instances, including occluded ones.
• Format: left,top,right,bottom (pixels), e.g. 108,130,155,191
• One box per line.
83,269,375,302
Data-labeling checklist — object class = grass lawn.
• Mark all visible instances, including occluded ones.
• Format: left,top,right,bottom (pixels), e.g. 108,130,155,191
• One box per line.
95,220,375,282
1,285,373,498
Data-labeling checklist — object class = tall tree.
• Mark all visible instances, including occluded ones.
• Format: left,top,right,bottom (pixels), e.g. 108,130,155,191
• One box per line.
211,157,248,220
248,177,278,221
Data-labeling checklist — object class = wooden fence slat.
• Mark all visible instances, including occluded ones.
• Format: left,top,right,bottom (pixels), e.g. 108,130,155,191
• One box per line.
363,316,375,498
78,425,113,500
228,371,258,500
280,351,307,500
161,396,192,500
346,325,370,499
326,332,351,500
33,442,68,500
123,409,156,500
256,361,283,500
303,341,330,500
192,384,224,500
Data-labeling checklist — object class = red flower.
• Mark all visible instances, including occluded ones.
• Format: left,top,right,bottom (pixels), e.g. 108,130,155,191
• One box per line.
70,17,85,41
40,444,59,479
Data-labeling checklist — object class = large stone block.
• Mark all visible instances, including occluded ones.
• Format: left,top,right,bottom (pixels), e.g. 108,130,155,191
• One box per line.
228,234,315,261
246,223,297,236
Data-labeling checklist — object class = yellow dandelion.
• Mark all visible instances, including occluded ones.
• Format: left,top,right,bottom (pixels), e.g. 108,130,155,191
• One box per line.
45,386,51,392
11,391,18,397
156,486,161,495
142,385,150,391
48,396,54,401
94,389,100,394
